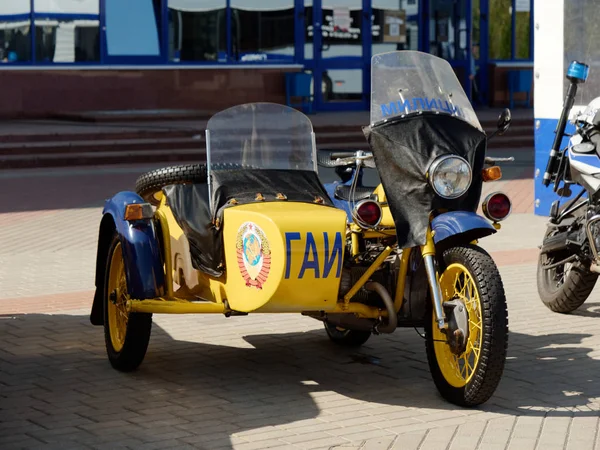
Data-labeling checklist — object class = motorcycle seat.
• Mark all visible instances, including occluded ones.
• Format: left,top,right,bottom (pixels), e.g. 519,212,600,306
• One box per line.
334,185,376,201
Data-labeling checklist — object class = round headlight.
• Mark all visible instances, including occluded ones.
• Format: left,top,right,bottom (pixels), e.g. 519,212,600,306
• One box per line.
428,155,472,199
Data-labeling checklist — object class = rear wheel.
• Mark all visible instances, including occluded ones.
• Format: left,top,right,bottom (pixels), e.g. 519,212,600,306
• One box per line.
325,322,371,347
103,232,152,372
425,245,508,407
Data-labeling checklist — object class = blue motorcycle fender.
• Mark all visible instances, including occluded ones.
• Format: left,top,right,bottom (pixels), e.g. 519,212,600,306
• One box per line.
431,211,496,247
90,191,165,325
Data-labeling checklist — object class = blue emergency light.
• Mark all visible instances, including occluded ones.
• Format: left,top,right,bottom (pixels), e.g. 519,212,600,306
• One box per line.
567,61,589,83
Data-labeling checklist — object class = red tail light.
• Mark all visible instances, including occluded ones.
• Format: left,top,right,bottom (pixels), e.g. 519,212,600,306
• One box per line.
354,200,382,227
482,192,511,222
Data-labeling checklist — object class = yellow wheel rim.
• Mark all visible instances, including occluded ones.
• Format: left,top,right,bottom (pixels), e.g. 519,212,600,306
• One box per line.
107,241,129,352
432,263,482,388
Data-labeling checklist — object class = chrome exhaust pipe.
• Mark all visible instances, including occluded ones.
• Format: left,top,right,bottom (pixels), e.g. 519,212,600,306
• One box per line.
365,281,397,334
313,282,398,334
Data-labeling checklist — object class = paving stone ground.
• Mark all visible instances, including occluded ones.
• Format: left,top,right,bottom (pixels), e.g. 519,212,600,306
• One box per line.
4,163,600,450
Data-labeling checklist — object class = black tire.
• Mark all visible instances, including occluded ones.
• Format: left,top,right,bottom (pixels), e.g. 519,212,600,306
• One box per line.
135,164,207,205
325,322,372,347
537,227,598,313
103,232,152,372
425,245,508,407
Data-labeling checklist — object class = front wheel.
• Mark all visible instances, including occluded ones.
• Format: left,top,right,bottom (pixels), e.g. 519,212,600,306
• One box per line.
425,245,508,407
537,227,598,313
103,232,153,372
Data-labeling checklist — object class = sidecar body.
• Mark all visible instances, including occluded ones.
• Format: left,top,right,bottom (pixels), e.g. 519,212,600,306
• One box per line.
90,103,380,330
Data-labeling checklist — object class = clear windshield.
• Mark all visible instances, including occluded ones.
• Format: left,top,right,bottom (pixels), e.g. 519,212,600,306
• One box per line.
206,103,317,172
370,51,481,131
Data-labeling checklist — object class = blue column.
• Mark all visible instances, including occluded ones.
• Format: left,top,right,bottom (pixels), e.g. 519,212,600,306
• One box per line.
30,0,35,63
226,0,232,62
294,0,304,63
479,0,489,105
511,0,516,59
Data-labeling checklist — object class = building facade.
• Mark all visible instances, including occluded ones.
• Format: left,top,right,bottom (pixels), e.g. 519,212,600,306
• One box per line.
0,0,533,118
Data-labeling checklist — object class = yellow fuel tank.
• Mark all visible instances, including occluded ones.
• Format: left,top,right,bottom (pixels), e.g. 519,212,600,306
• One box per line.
222,202,348,312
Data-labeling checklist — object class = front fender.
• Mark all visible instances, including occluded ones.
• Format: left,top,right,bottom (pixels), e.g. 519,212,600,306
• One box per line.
431,211,496,248
90,191,165,325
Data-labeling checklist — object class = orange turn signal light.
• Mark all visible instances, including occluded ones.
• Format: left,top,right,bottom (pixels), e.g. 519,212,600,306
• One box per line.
482,165,502,182
124,203,154,221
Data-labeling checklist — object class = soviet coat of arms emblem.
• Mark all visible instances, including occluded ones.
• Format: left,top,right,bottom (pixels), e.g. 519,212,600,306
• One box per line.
236,222,271,289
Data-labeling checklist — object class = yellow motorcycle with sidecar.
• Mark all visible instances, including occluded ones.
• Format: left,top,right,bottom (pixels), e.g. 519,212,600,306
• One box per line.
90,51,513,406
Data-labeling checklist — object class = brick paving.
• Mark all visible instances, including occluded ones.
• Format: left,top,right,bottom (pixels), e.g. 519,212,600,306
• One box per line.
4,162,600,450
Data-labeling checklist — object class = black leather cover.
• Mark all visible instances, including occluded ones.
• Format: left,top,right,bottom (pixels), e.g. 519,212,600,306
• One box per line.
210,169,334,217
363,113,487,248
162,169,334,277
163,183,224,277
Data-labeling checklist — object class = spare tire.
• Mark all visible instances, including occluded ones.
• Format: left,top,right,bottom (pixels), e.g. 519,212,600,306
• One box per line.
135,164,207,205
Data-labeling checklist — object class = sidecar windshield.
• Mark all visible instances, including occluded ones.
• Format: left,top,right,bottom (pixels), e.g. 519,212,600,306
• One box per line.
206,102,316,172
370,51,482,131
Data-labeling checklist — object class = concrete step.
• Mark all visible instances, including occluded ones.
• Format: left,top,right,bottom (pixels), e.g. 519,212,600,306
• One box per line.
0,137,203,156
0,115,533,169
0,148,207,169
0,128,200,144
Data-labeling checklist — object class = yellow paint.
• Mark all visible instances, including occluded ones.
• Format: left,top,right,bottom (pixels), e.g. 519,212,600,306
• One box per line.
222,202,348,312
373,184,387,202
351,227,361,258
433,263,483,388
343,246,393,304
393,248,412,311
420,226,436,257
107,240,128,352
328,302,387,318
493,222,501,230
127,298,226,314
154,197,175,297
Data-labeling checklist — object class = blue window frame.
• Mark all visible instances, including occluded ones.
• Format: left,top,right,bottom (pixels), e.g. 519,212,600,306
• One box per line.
0,0,535,77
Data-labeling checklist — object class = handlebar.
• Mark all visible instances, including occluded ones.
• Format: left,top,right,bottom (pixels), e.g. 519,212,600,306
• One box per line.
485,156,514,164
330,151,360,160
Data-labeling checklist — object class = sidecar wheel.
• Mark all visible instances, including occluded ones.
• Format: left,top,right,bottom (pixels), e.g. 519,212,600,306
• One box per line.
325,322,371,347
103,232,152,372
425,245,508,407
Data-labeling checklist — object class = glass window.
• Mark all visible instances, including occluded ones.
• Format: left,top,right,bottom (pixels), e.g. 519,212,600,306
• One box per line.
515,3,530,59
106,0,160,57
564,0,600,105
168,0,226,62
231,0,295,62
35,18,100,62
304,0,313,60
372,0,419,58
33,0,99,15
0,21,31,63
489,0,511,59
0,1,32,63
429,0,468,60
472,0,479,48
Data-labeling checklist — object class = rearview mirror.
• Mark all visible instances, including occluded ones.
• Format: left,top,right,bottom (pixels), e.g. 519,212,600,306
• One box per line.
497,108,512,135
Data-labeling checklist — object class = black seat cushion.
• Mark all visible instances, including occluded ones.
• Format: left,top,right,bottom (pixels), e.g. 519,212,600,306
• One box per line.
334,185,375,201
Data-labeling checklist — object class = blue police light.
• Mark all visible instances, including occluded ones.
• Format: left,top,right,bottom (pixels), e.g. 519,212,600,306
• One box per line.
567,61,589,83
